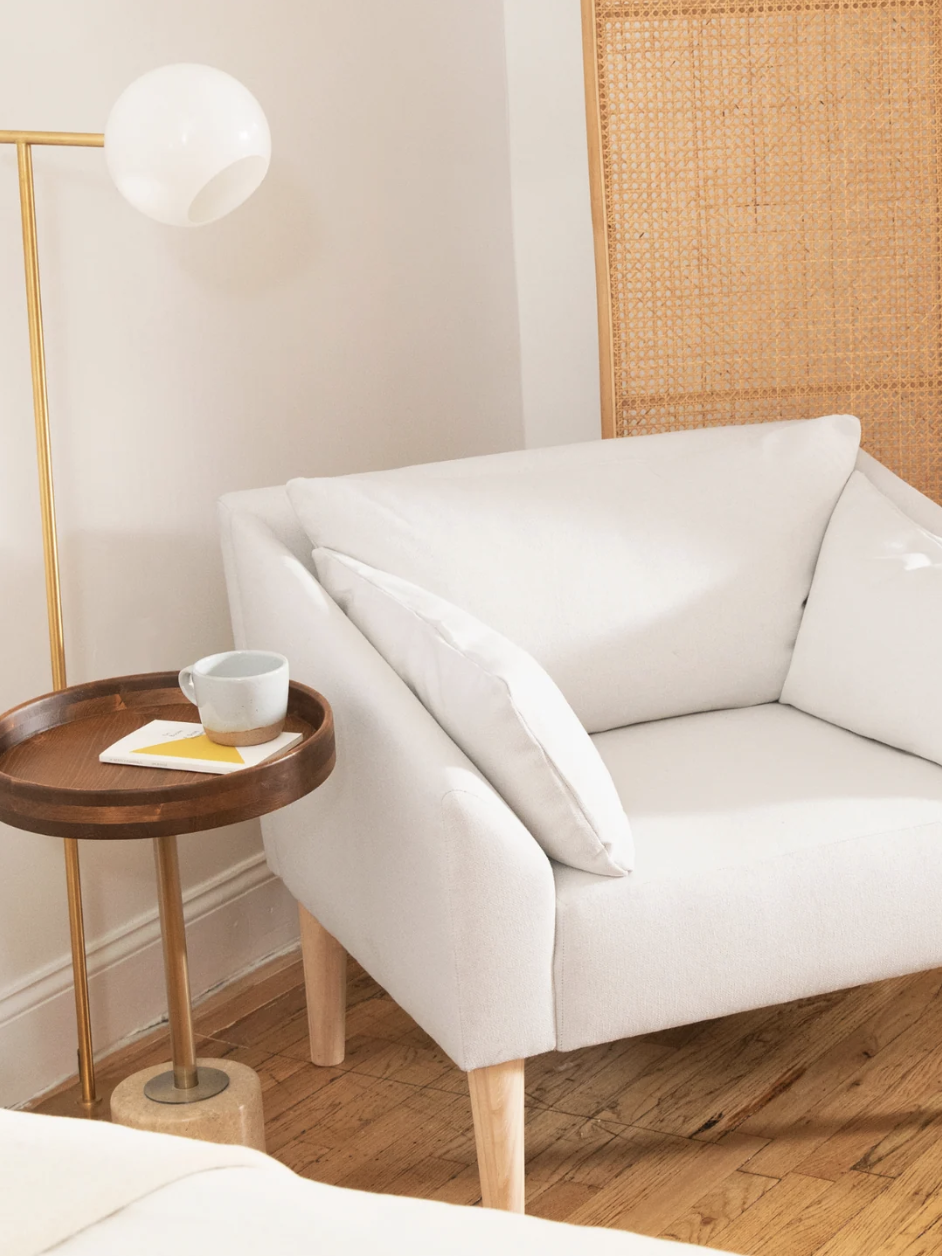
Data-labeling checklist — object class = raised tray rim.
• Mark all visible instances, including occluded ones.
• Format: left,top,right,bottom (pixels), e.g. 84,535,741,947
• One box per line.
0,671,335,839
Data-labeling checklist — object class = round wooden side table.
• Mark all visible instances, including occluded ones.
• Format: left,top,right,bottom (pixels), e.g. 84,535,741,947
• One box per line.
0,671,334,1148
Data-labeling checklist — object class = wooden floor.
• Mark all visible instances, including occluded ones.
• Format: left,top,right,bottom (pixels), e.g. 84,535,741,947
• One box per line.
32,954,942,1254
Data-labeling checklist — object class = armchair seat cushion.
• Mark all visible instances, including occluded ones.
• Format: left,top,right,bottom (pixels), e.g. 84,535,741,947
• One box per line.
554,703,942,1051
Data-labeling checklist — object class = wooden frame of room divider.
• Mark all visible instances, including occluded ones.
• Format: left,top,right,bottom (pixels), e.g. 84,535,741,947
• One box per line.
581,0,942,501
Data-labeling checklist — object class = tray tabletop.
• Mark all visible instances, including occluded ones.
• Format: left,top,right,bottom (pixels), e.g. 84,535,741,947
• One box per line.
0,672,335,841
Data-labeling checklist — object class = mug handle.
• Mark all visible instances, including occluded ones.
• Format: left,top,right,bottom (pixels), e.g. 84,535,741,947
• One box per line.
178,667,198,705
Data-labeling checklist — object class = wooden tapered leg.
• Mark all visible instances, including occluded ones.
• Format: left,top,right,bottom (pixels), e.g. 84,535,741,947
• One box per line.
468,1058,525,1213
298,904,347,1066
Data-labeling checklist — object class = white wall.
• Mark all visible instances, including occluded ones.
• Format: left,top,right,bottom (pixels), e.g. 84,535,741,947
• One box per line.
0,0,523,1106
503,0,601,447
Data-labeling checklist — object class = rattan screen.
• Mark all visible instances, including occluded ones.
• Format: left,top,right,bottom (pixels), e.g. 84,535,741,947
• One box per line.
583,0,942,499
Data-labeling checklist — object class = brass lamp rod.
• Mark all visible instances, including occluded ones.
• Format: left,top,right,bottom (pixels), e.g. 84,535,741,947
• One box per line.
2,128,105,1114
0,130,104,146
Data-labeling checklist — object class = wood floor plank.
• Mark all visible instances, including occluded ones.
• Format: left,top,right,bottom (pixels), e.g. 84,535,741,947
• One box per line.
276,1135,335,1176
192,951,303,1037
341,1032,461,1092
792,1043,942,1183
894,1213,942,1256
564,1129,768,1233
529,1177,602,1221
644,976,920,1142
523,1108,624,1198
601,990,864,1136
736,971,942,1143
235,1054,344,1127
426,1162,483,1206
708,1173,833,1254
395,1036,470,1095
377,1154,478,1203
526,1039,675,1120
658,1168,781,1246
751,1170,890,1256
265,1069,397,1154
813,1136,942,1256
330,1089,472,1193
206,983,309,1050
852,1104,942,1180
744,1022,942,1180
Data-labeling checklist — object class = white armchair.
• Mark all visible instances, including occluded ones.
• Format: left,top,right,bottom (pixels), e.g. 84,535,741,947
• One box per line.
219,417,942,1214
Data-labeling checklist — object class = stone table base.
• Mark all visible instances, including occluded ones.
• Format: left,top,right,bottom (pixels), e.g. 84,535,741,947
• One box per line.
110,1058,265,1151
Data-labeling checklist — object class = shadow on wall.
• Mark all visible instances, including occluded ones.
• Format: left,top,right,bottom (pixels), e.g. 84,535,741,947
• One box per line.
57,529,236,684
163,158,319,297
0,552,64,713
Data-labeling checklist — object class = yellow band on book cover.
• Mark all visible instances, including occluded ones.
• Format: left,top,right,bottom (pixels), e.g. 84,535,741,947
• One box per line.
100,719,302,774
133,735,244,764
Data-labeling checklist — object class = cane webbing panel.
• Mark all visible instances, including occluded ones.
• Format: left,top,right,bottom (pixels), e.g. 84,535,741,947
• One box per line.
587,0,942,499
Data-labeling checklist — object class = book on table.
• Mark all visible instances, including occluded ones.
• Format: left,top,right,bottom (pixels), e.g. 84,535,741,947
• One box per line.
99,720,302,775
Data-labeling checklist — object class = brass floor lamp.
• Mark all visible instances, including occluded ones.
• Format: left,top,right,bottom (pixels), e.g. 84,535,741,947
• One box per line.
2,64,271,1114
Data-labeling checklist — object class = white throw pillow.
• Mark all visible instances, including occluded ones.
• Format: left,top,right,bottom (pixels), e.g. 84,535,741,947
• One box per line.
289,416,860,732
312,547,633,876
781,471,942,766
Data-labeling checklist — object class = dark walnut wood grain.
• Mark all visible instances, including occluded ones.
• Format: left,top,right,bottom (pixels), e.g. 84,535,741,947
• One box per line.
0,672,335,841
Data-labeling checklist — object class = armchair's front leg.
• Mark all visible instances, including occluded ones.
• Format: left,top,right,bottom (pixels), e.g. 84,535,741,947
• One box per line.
468,1058,526,1212
298,904,347,1066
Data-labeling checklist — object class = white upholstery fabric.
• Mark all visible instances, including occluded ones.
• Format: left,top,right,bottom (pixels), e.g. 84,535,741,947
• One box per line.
287,416,860,732
62,1170,717,1256
782,471,942,768
8,1111,718,1256
856,447,942,535
555,703,942,1051
313,547,632,876
0,1109,274,1256
218,494,557,1071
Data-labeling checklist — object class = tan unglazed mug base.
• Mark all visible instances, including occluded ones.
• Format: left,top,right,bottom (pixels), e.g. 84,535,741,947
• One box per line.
205,720,286,747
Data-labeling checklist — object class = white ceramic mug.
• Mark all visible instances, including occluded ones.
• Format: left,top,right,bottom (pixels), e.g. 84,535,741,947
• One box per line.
178,650,289,746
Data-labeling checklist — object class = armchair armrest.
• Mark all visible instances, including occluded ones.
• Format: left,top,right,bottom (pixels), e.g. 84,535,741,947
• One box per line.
217,494,557,1070
856,448,942,535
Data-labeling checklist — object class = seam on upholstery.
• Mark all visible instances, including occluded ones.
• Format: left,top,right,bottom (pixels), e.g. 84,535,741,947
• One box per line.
550,874,560,1052
775,698,942,774
440,789,469,1070
552,872,560,1051
557,884,567,1047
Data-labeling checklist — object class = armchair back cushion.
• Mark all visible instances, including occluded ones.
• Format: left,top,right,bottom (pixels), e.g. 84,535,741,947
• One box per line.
312,547,633,876
781,471,942,767
289,416,860,731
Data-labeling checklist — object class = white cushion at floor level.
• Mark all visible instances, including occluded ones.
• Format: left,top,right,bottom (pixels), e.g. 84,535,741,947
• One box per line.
554,704,942,1051
59,1166,729,1256
0,1108,733,1256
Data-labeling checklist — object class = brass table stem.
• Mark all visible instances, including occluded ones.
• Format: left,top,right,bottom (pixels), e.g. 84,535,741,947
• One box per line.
152,835,198,1091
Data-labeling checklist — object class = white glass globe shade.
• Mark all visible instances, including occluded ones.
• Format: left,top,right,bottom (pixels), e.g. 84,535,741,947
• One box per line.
105,64,271,227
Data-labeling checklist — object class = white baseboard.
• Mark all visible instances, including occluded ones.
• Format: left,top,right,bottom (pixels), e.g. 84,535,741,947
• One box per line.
0,852,300,1109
